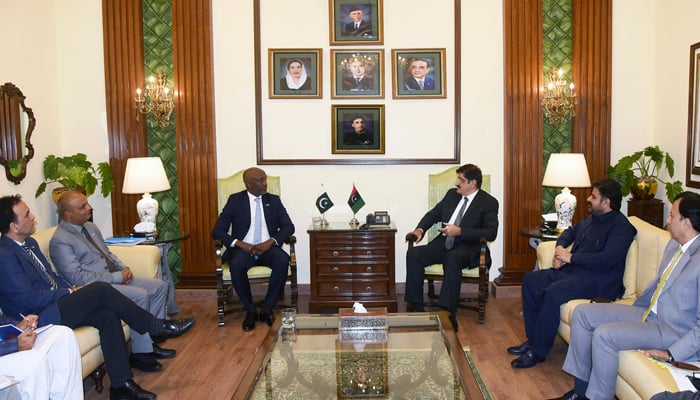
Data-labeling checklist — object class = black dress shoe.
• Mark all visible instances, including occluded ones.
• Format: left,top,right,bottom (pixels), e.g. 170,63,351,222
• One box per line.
548,389,588,400
129,353,163,372
510,349,545,368
109,379,157,400
242,311,256,331
406,303,425,312
507,340,530,355
258,310,275,327
151,317,196,343
149,344,176,359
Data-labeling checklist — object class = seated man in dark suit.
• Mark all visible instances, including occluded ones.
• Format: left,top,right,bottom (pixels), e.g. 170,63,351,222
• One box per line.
507,178,636,370
404,164,499,330
51,190,185,373
0,194,194,400
212,167,295,332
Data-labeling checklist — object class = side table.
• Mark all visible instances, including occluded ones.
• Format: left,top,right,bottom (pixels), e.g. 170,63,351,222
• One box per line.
141,231,190,315
627,198,664,228
307,222,397,312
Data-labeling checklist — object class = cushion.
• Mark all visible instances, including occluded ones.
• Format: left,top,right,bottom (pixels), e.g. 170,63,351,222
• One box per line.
424,264,480,279
221,263,292,281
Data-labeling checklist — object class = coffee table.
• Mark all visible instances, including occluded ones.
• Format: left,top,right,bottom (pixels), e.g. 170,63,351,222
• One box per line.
232,311,485,399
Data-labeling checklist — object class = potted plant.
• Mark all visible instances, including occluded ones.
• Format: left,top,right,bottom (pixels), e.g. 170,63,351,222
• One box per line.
35,153,114,202
607,145,684,202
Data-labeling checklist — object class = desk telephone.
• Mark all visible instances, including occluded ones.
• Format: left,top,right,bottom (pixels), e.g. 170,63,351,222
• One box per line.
359,211,391,229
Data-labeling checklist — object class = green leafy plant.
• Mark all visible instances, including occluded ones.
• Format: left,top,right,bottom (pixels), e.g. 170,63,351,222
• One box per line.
35,153,114,198
606,145,684,202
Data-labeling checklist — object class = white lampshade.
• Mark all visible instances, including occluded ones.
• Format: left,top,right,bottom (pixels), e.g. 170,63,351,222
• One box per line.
122,157,171,233
542,153,591,233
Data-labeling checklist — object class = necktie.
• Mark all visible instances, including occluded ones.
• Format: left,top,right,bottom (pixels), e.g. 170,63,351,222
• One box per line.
418,80,424,90
355,78,361,88
445,197,469,250
82,227,118,273
355,23,359,30
22,245,58,289
642,247,683,321
253,197,262,245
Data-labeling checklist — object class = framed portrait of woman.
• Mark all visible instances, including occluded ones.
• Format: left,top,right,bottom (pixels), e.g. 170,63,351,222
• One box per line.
392,48,446,99
331,50,384,99
268,49,322,99
329,0,383,46
332,104,385,154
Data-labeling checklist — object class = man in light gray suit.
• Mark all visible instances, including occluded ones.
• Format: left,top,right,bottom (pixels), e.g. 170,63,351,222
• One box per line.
551,191,700,400
50,191,186,373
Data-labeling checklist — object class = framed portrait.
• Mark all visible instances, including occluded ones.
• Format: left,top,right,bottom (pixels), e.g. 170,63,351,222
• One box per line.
688,42,700,187
268,49,322,98
331,50,384,99
332,105,385,154
329,0,383,46
392,49,447,99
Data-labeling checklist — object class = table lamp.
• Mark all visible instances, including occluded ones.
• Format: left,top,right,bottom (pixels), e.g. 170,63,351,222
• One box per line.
122,157,171,233
542,153,591,233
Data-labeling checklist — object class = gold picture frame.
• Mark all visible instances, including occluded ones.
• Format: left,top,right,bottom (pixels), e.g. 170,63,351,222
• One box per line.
329,0,383,46
332,105,385,154
392,48,447,99
331,50,384,99
687,41,700,187
268,48,322,99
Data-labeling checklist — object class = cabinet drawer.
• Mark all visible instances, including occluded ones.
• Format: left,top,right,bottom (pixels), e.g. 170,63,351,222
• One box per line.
316,281,354,297
315,247,354,261
316,264,355,276
352,280,390,296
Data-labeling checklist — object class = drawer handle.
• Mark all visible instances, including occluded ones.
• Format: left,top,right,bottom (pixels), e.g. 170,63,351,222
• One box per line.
333,251,339,257
365,286,372,291
332,266,339,273
333,286,340,293
366,250,372,255
366,266,373,272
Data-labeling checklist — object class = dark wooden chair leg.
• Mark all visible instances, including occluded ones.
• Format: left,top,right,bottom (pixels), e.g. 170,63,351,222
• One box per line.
90,365,106,393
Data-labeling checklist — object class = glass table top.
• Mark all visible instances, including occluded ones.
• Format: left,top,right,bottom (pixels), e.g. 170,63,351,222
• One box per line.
233,312,483,400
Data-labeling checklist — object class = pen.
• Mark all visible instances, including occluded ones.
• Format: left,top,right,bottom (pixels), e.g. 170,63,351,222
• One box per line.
19,313,29,322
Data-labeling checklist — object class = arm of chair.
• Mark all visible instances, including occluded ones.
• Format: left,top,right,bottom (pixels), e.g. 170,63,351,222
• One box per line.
109,245,160,280
405,233,488,269
536,241,556,270
214,235,297,272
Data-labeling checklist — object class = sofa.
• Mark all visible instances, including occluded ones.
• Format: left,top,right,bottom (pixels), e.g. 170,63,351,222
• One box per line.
537,216,679,400
32,226,161,392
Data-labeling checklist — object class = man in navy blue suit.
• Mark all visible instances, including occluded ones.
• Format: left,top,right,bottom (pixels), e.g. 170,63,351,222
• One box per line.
403,58,436,91
212,167,295,332
405,164,499,331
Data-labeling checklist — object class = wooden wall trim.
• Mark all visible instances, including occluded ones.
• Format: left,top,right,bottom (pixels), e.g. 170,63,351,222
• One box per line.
172,0,218,287
499,0,544,285
102,0,148,233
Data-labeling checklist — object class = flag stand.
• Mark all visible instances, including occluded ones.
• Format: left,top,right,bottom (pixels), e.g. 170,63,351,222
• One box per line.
349,214,359,228
320,213,330,227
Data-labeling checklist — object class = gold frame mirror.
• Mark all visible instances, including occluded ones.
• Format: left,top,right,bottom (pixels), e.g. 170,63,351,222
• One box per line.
0,82,35,184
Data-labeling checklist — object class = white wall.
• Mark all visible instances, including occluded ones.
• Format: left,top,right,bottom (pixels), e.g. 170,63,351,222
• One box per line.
5,0,700,284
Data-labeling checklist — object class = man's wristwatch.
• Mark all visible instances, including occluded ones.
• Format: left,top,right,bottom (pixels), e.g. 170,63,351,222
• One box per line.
667,350,675,363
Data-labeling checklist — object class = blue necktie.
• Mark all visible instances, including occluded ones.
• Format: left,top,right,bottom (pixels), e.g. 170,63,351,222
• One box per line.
253,197,262,245
355,78,361,88
445,197,468,250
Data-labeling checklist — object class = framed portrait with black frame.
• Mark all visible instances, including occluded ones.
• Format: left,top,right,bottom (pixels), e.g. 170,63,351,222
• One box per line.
332,105,385,154
392,48,446,99
331,50,384,99
329,0,383,46
268,49,322,99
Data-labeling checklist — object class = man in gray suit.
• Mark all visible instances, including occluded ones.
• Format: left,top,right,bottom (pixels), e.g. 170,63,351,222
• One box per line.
551,191,700,400
50,191,189,373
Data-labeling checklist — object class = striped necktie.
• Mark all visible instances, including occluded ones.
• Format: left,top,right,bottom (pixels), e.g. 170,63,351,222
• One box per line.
642,247,683,321
21,245,58,289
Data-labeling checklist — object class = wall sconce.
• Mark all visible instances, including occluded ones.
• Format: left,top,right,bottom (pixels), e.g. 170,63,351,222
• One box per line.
542,153,591,233
122,157,171,233
134,72,174,128
542,67,576,125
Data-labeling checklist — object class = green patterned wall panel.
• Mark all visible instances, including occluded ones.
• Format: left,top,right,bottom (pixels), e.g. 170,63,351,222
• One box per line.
542,0,573,213
143,0,182,280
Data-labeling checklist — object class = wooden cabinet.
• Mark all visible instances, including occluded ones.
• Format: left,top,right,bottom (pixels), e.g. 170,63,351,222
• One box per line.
308,224,397,312
627,199,664,228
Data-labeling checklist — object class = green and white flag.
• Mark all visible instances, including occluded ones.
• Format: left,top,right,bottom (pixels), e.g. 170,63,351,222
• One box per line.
316,186,334,213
